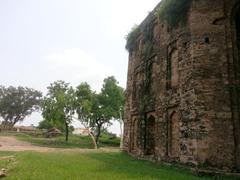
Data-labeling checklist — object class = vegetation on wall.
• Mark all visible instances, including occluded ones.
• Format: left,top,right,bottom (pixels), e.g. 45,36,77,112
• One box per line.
125,0,192,52
155,0,192,28
141,14,155,60
142,42,154,61
125,24,140,52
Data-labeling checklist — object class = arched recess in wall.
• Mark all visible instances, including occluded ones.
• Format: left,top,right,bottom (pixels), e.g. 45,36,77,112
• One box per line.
145,62,153,94
169,111,180,159
131,118,139,152
230,3,240,168
145,115,156,155
167,49,179,89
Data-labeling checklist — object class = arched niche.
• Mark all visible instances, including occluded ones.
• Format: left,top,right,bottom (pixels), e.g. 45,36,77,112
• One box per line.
131,118,139,152
145,115,156,155
167,48,179,89
169,111,180,158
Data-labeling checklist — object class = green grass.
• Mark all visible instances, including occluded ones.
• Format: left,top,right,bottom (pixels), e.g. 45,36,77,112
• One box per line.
0,132,236,179
0,151,215,180
17,134,96,149
0,131,120,149
0,152,16,173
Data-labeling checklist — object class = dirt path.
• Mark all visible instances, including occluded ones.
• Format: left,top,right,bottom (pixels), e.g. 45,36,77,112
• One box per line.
0,136,120,153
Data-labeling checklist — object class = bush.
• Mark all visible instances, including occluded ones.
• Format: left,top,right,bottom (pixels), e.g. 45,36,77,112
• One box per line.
99,133,120,146
38,120,54,130
125,24,140,52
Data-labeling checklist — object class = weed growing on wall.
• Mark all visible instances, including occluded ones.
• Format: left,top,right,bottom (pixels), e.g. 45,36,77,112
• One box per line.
125,24,140,52
155,0,192,28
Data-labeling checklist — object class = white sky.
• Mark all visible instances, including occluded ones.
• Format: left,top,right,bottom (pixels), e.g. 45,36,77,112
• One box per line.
0,0,160,135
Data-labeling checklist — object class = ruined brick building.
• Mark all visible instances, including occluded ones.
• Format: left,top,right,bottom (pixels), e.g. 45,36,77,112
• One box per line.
123,0,240,171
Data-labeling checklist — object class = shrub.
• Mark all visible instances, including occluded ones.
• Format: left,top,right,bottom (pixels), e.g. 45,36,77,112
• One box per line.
125,0,192,52
155,0,192,28
125,24,140,52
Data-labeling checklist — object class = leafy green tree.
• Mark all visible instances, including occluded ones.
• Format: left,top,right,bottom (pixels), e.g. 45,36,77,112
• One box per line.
0,86,42,128
42,81,75,141
99,76,125,119
38,119,54,130
75,77,124,148
99,76,125,148
75,82,98,148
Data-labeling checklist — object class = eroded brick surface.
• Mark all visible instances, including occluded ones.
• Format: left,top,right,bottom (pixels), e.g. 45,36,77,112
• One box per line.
123,0,240,171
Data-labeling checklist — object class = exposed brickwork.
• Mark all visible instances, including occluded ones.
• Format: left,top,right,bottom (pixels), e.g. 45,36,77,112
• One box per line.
123,0,240,171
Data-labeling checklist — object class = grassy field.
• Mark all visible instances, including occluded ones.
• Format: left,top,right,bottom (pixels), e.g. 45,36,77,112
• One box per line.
0,132,236,179
0,151,217,180
0,131,120,149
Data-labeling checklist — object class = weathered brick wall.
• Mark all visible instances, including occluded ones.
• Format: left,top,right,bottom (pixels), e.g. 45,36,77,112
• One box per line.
123,0,240,171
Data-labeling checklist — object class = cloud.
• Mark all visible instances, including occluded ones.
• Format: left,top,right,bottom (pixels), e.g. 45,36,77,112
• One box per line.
42,48,114,91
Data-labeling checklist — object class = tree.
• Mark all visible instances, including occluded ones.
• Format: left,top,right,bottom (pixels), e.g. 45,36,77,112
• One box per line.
42,81,75,141
99,76,125,148
38,119,54,130
75,82,98,148
75,77,124,148
0,86,42,128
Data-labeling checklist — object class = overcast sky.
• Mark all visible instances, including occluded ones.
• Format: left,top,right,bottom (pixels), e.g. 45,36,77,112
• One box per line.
0,0,160,133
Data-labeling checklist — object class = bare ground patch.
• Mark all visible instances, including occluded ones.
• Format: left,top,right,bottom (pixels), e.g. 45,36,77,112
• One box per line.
0,136,120,153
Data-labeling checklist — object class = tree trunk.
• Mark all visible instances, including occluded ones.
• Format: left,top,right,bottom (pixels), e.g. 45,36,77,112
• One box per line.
95,124,101,145
89,131,98,149
72,117,98,149
119,120,124,149
119,109,124,149
2,121,14,130
13,116,20,127
65,122,69,142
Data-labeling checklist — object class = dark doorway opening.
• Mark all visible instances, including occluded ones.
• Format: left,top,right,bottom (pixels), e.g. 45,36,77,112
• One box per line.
145,115,156,155
231,5,240,169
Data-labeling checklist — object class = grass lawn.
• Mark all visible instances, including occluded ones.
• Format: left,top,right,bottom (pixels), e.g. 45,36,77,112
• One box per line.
0,151,218,180
0,131,120,149
0,132,236,179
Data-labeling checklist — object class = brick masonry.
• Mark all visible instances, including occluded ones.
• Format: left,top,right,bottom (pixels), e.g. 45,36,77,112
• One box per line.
123,0,240,171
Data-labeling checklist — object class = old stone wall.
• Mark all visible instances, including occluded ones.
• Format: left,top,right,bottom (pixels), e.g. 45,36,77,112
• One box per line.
123,0,240,171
